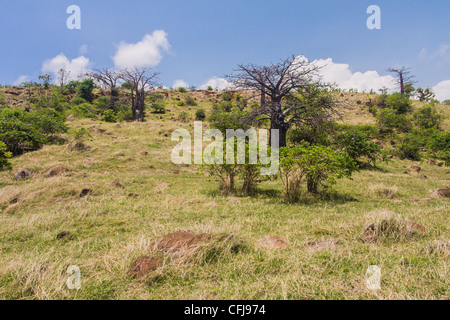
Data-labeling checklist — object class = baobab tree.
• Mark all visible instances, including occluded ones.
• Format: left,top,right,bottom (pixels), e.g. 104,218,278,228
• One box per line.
88,69,121,110
387,66,415,96
119,67,159,122
227,55,332,148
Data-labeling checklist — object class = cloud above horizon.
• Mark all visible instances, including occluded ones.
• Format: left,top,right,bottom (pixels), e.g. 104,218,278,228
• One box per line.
433,80,450,101
199,77,230,90
172,79,188,89
42,53,91,81
314,58,397,93
13,75,30,86
113,30,170,69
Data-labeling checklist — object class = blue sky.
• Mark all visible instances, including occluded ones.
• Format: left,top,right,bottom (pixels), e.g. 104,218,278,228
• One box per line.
1,0,449,99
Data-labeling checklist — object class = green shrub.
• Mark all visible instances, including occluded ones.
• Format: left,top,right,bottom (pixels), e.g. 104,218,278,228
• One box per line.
0,109,47,155
71,103,96,119
150,102,166,114
442,100,450,105
195,108,206,120
102,110,117,123
184,94,197,106
0,141,12,170
413,106,442,129
395,135,422,161
178,87,187,93
222,92,232,102
386,93,412,114
116,108,133,122
279,143,357,197
77,79,94,103
70,96,87,106
177,100,186,107
377,108,412,134
335,129,382,166
93,96,111,113
65,81,80,94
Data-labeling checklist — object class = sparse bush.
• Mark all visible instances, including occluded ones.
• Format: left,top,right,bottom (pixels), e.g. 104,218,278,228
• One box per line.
102,109,117,123
184,94,197,106
442,99,450,105
195,108,206,121
177,100,186,107
116,108,133,122
178,87,187,93
70,103,96,119
178,111,190,122
222,92,232,102
386,93,412,114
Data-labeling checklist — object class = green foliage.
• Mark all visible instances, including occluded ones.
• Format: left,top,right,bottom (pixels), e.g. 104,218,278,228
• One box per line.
102,109,117,123
0,108,61,155
209,105,250,134
77,79,94,103
279,143,357,198
443,100,450,105
207,86,214,91
386,93,412,114
116,108,133,122
335,129,382,166
377,108,412,134
0,141,12,170
178,87,187,93
70,96,87,106
195,108,206,121
70,103,96,119
395,135,422,161
184,94,197,106
222,92,233,102
413,105,442,129
178,111,190,122
65,81,80,94
177,100,186,106
150,102,166,114
416,88,435,102
93,96,111,113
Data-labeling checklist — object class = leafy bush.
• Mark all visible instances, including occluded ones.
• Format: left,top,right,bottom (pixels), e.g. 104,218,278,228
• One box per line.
177,100,186,107
335,129,382,166
70,103,96,119
195,108,206,121
150,102,166,114
0,109,47,155
442,100,450,105
395,135,422,161
377,108,412,134
386,93,412,114
116,109,133,122
70,96,87,106
279,143,357,197
65,81,80,94
413,106,442,129
178,87,187,93
222,92,233,102
77,79,94,103
93,96,111,113
102,109,117,123
0,141,12,170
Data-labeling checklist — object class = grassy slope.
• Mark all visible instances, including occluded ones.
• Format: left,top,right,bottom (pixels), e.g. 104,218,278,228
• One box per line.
0,90,449,300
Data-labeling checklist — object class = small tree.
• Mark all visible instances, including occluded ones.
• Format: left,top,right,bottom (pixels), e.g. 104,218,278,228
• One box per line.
387,66,415,96
416,88,435,103
77,78,95,103
88,69,121,110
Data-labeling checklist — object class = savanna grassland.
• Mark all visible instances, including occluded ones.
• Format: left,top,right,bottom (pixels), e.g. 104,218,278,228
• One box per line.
0,88,448,300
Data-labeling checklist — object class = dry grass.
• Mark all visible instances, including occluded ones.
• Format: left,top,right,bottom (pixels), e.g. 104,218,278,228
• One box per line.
0,97,449,300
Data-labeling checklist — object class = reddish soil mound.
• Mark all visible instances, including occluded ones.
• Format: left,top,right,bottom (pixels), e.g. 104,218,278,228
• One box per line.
149,232,212,252
128,256,162,278
258,236,288,249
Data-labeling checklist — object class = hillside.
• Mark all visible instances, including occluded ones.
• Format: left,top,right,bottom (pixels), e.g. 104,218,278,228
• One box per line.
0,87,449,300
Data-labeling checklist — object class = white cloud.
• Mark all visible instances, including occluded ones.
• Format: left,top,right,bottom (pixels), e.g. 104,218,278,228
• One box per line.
172,79,188,89
13,75,30,86
313,58,396,92
79,44,88,55
419,43,450,60
42,53,91,81
433,80,450,101
113,30,170,69
199,77,230,90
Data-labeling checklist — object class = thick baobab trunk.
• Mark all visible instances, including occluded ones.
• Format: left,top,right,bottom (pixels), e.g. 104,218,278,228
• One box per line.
270,98,289,148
